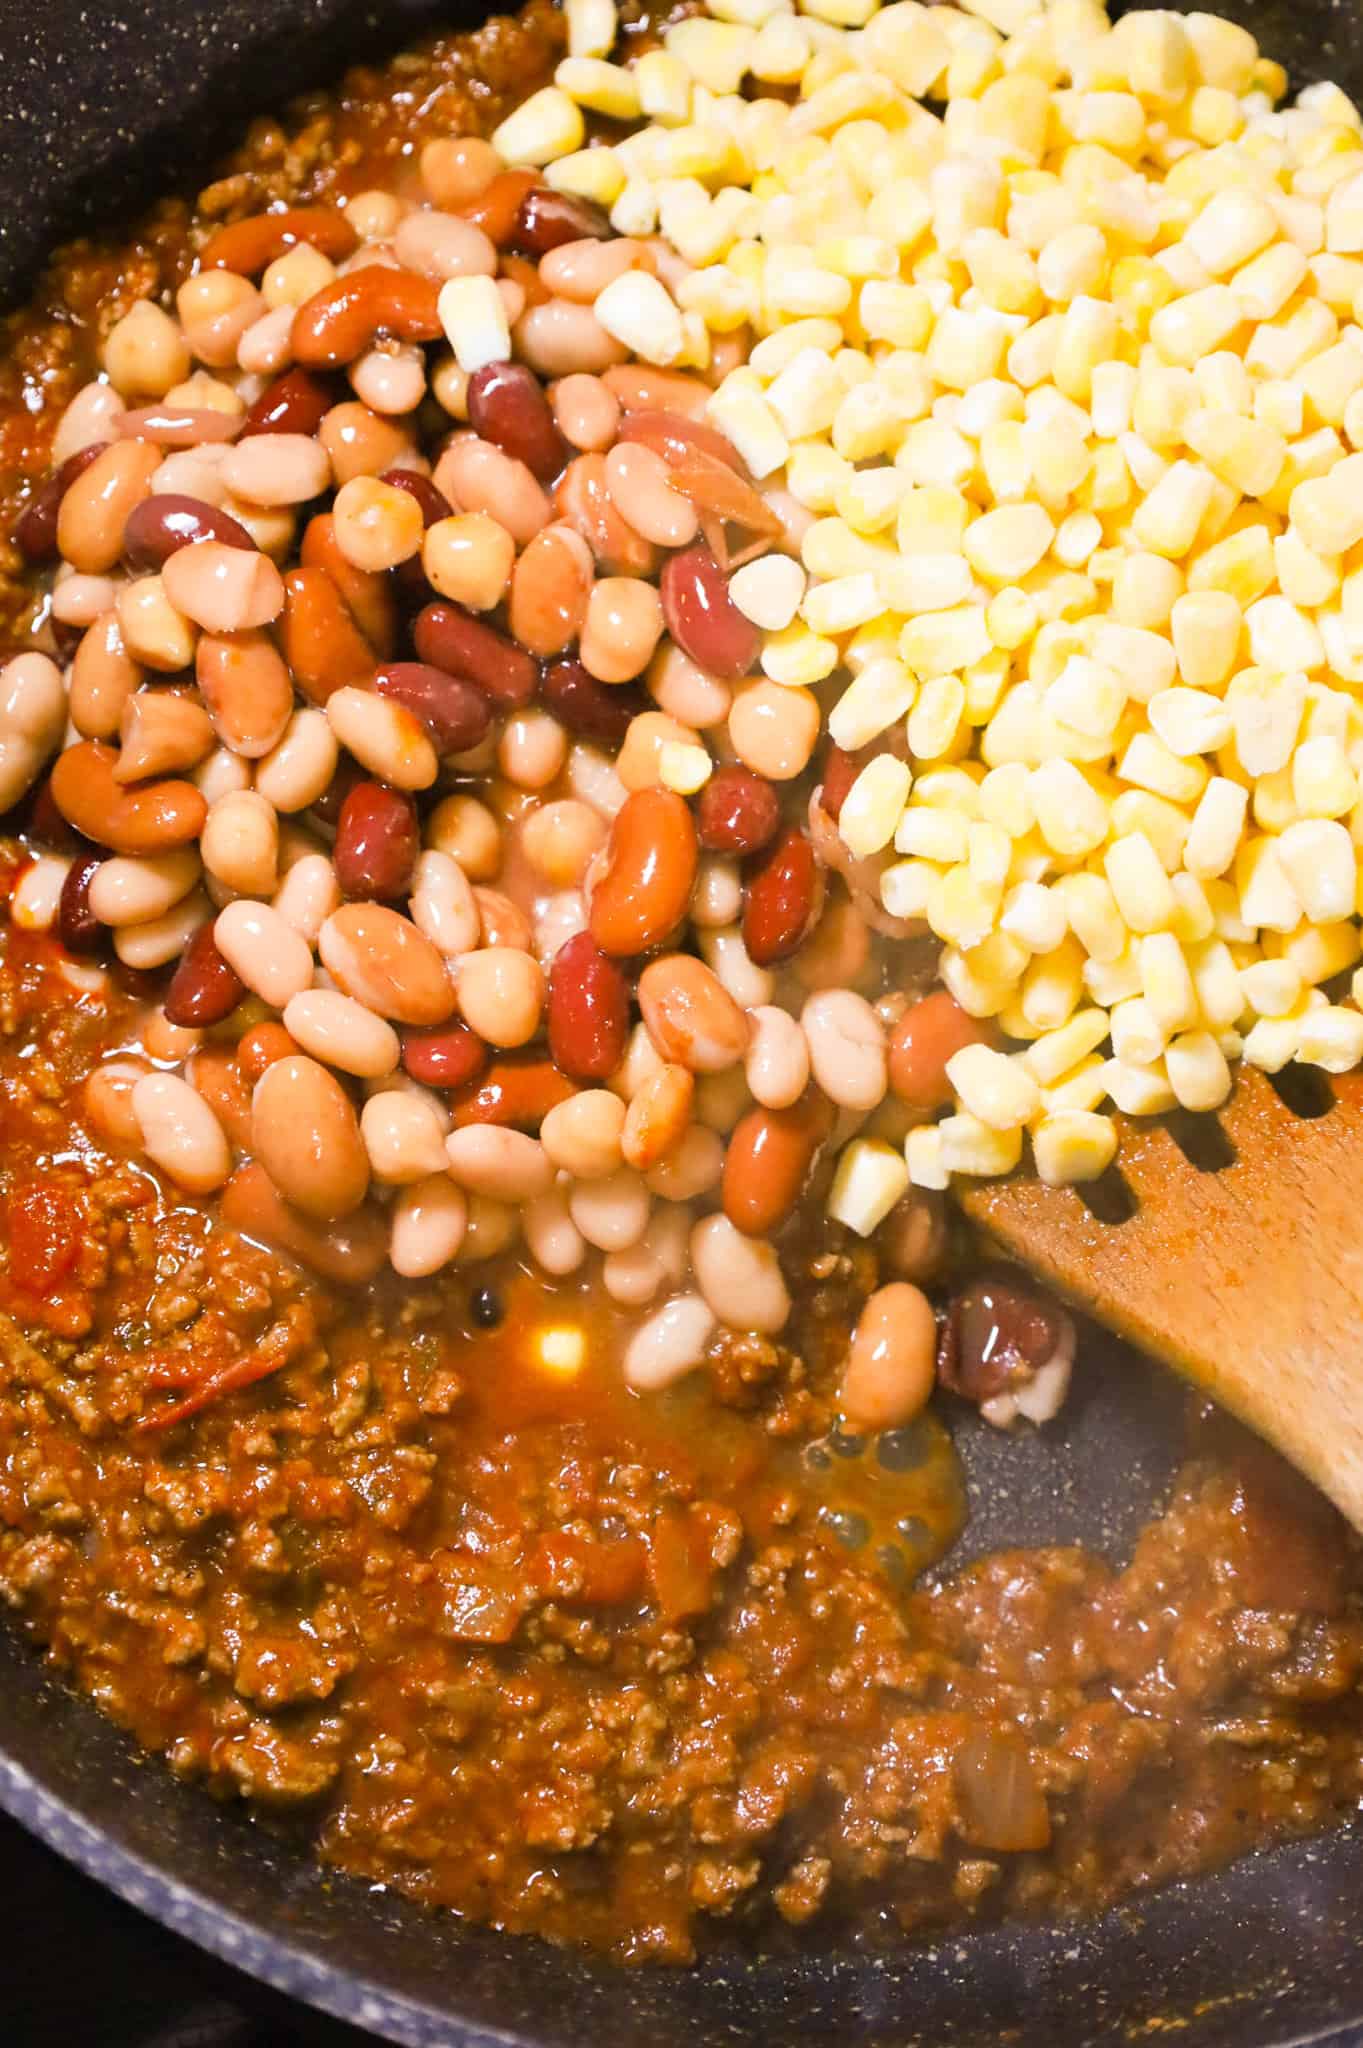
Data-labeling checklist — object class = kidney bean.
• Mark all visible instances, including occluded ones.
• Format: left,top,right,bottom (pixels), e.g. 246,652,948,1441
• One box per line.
122,492,256,572
413,601,537,708
546,931,628,1081
240,366,334,440
818,744,860,823
202,206,358,274
556,453,655,576
540,661,631,745
373,660,491,753
291,268,442,369
15,441,110,563
841,1282,938,1432
695,765,780,858
56,851,105,954
279,566,374,704
888,991,995,1115
221,1162,387,1284
333,781,419,901
118,405,242,448
460,168,539,248
589,788,698,958
378,466,453,528
299,512,396,654
164,921,247,1028
306,760,364,836
50,740,206,855
448,1053,576,1130
512,186,611,257
938,1270,1069,1406
319,902,455,1026
466,361,565,484
879,1190,949,1286
251,1054,369,1222
743,826,817,967
722,1093,834,1237
604,368,710,422
660,544,759,681
400,1022,488,1090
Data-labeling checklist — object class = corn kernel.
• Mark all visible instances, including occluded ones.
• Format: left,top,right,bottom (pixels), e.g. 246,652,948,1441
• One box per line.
937,1111,1023,1178
827,1137,910,1234
491,86,586,166
840,755,913,857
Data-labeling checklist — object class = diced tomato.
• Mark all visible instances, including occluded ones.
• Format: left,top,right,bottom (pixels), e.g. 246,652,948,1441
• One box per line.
5,1181,80,1295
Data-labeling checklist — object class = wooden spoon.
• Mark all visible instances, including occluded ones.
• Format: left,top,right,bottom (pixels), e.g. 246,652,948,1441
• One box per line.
957,1063,1363,1530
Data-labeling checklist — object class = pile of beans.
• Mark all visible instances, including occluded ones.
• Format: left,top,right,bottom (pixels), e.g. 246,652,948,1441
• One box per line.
2,140,1069,1434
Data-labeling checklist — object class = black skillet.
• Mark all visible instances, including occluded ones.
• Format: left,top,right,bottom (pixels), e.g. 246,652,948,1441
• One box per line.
1,0,1362,2040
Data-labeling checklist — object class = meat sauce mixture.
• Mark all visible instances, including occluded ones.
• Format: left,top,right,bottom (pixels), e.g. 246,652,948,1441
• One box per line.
0,0,1361,1970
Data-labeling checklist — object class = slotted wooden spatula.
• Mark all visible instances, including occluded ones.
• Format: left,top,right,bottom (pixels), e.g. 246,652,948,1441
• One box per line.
957,1064,1363,1530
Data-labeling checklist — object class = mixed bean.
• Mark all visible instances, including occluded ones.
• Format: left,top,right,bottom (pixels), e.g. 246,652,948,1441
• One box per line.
2,76,1075,1437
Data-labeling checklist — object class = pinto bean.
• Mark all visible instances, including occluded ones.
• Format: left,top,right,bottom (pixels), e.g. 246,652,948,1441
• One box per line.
660,544,759,681
15,441,111,563
57,440,162,575
278,566,374,704
333,782,419,900
300,511,398,653
165,921,247,1027
434,434,551,547
888,992,996,1114
220,1161,386,1283
604,442,699,549
589,788,698,957
118,404,242,447
474,886,533,953
195,630,294,758
393,208,497,283
251,1054,368,1221
202,207,358,275
319,903,455,1025
513,186,612,256
50,740,206,855
69,612,140,741
551,372,619,453
621,1062,693,1171
556,453,655,575
722,1093,833,1236
604,370,711,421
840,1282,938,1432
291,266,442,368
373,660,491,754
413,601,537,708
637,953,750,1076
84,1055,152,1149
240,366,335,440
546,931,629,1081
505,524,592,657
743,826,818,966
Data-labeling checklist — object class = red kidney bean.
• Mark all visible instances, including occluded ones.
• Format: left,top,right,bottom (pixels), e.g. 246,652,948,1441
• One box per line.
333,781,420,901
660,544,760,681
466,362,566,484
400,1022,489,1090
888,991,995,1114
547,931,629,1081
938,1270,1064,1405
240,367,336,439
280,566,375,704
818,745,860,824
743,826,818,966
379,467,453,528
309,756,365,830
201,207,358,274
513,187,612,256
123,494,257,571
373,661,492,753
299,512,396,655
696,765,781,856
164,921,247,1028
15,442,110,563
722,1092,833,1237
589,788,698,958
449,1053,577,1128
413,602,538,708
617,409,749,479
461,169,540,248
56,851,104,953
291,269,443,369
541,657,644,744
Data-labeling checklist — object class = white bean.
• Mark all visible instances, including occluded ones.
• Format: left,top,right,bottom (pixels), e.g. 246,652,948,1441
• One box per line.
272,854,342,944
283,989,399,1078
214,899,315,1009
131,1070,232,1194
801,989,888,1113
567,1168,650,1251
745,1004,810,1109
88,849,201,927
522,1187,587,1276
361,1089,451,1184
690,1213,790,1335
623,1293,716,1392
409,848,480,956
389,1174,467,1277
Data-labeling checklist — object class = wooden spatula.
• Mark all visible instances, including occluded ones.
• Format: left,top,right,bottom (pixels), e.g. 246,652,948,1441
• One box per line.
957,1064,1363,1530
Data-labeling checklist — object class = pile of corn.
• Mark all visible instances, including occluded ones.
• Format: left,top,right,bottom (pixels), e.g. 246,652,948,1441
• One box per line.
503,0,1363,1196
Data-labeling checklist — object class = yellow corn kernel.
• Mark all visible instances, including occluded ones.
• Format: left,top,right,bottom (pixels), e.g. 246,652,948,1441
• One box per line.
1032,1108,1118,1183
827,1137,910,1235
839,755,913,858
491,87,586,166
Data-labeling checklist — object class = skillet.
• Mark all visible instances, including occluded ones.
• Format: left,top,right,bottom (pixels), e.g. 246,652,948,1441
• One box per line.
1,0,1362,2040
